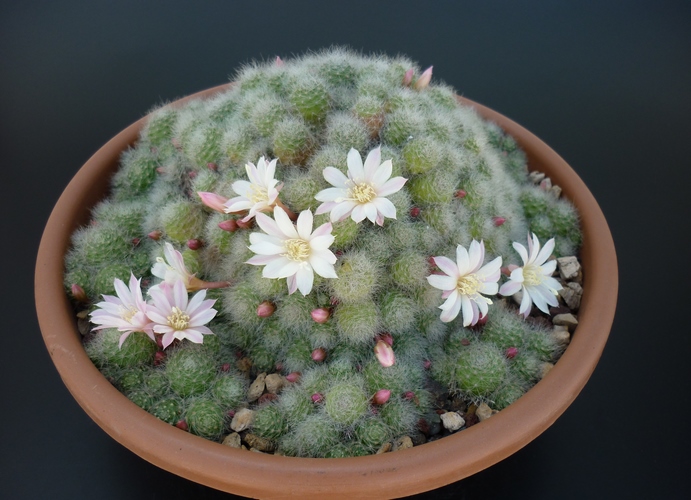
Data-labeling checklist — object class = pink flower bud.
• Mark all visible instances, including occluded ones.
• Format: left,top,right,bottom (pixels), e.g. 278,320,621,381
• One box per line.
505,347,519,359
414,66,433,90
275,56,284,66
171,138,182,149
156,166,166,174
311,393,323,404
188,171,197,179
403,68,414,86
423,359,432,370
187,238,203,250
175,420,189,431
477,313,489,326
70,284,87,302
311,307,330,324
410,207,421,218
374,340,396,368
154,351,166,366
285,372,301,383
454,189,467,199
311,347,327,363
131,237,141,247
221,363,231,372
197,191,228,213
403,391,415,400
207,162,218,171
377,332,393,347
275,362,283,372
148,230,162,240
227,410,235,418
256,301,275,318
372,389,391,405
236,218,254,230
218,219,238,232
493,216,506,227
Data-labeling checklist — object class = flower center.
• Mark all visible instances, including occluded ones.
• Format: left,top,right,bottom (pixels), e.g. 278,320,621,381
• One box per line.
167,306,190,330
349,183,377,204
283,238,310,262
119,305,139,323
522,265,543,287
249,184,269,204
456,274,480,296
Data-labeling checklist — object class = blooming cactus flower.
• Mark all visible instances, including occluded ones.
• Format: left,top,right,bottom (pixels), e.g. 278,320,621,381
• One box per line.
151,242,228,292
223,156,282,222
90,273,154,348
146,279,218,349
314,147,407,226
247,206,337,296
427,240,502,326
499,233,563,317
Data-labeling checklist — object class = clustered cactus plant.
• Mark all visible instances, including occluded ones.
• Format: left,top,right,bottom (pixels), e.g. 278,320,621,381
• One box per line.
65,48,581,457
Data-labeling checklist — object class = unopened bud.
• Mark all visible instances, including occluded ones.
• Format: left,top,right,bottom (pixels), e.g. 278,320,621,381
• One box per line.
492,216,506,227
377,332,393,347
460,338,470,346
175,419,189,431
236,218,254,230
410,207,421,218
275,56,284,66
187,239,203,250
221,363,231,372
403,68,414,86
372,389,391,405
218,219,238,232
197,191,228,213
505,347,519,359
207,162,218,171
188,171,197,179
374,340,396,368
70,284,87,302
311,347,327,363
311,393,323,404
310,307,330,324
285,372,301,383
148,230,162,240
423,359,432,370
403,391,415,400
154,351,166,366
454,189,467,199
414,66,433,90
256,301,276,318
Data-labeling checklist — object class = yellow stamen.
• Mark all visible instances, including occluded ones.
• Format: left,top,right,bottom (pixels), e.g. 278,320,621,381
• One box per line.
522,265,543,287
283,238,310,262
249,184,269,204
349,183,377,203
167,306,190,330
119,305,139,323
457,274,480,296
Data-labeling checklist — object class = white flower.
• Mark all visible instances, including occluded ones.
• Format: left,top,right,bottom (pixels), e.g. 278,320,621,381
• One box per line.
145,279,218,349
499,233,563,317
426,240,502,326
224,156,282,222
90,273,154,348
315,147,407,226
247,206,337,296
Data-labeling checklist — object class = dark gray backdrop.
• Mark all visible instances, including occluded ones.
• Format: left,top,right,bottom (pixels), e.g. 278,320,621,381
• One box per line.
3,1,690,498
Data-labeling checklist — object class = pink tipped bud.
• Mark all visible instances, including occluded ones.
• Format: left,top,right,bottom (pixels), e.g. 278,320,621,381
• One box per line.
505,347,519,359
423,359,432,370
403,391,415,400
330,296,340,306
221,363,231,372
154,351,166,366
311,347,327,363
275,362,284,372
311,393,323,404
414,66,433,90
156,166,166,174
454,189,467,199
374,340,396,368
188,170,197,179
70,284,87,302
175,419,189,431
236,218,254,230
476,312,489,326
148,230,162,240
187,238,203,250
493,216,506,227
311,307,331,324
372,389,391,405
410,206,421,218
218,219,238,232
256,301,275,318
227,410,235,418
403,68,414,86
207,162,218,171
377,332,393,347
275,56,284,66
286,372,301,383
171,138,182,149
197,191,228,213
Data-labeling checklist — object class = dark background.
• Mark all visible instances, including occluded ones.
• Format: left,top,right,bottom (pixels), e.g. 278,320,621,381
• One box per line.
3,1,690,498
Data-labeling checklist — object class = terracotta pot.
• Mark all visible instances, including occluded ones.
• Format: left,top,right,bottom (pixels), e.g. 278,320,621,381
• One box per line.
35,84,617,499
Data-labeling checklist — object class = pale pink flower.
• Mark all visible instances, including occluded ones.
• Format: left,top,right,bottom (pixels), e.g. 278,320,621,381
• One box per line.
414,66,433,90
151,242,228,292
197,191,229,213
223,157,282,222
145,279,218,349
315,147,407,226
499,233,563,317
246,206,337,296
427,240,502,326
90,273,154,348
374,340,396,367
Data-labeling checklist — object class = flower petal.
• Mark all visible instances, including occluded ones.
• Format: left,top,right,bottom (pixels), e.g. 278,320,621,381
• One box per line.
330,200,357,222
310,234,335,251
310,255,338,278
351,204,367,223
295,265,314,296
363,146,381,181
274,206,299,238
323,166,350,188
364,202,378,223
535,237,556,266
455,245,471,275
427,274,457,291
371,159,392,187
377,176,407,197
347,148,365,182
433,256,460,279
263,257,300,279
296,210,314,240
499,280,523,296
315,187,348,203
372,197,396,220
255,212,284,238
512,242,529,265
460,295,474,326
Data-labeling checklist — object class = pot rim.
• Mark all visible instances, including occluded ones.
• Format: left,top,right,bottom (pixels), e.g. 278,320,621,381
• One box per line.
35,84,617,499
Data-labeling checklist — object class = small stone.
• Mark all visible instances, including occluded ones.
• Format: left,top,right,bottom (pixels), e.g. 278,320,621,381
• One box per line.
265,373,285,394
245,433,276,452
440,411,465,432
376,442,392,454
553,313,579,332
559,282,583,310
476,403,493,422
77,317,91,336
222,432,242,448
557,256,581,282
250,448,264,453
247,373,267,402
540,362,554,379
448,396,467,413
392,436,414,451
410,432,427,446
529,171,546,184
230,408,255,432
550,185,563,198
551,327,571,346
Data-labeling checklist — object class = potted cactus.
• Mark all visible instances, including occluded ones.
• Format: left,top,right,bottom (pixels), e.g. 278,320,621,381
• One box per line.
36,49,616,497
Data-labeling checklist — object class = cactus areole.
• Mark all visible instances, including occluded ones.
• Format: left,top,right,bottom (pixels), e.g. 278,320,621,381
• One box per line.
36,50,617,498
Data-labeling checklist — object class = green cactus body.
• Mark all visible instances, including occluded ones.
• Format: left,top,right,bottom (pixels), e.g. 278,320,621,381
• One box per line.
186,398,225,438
